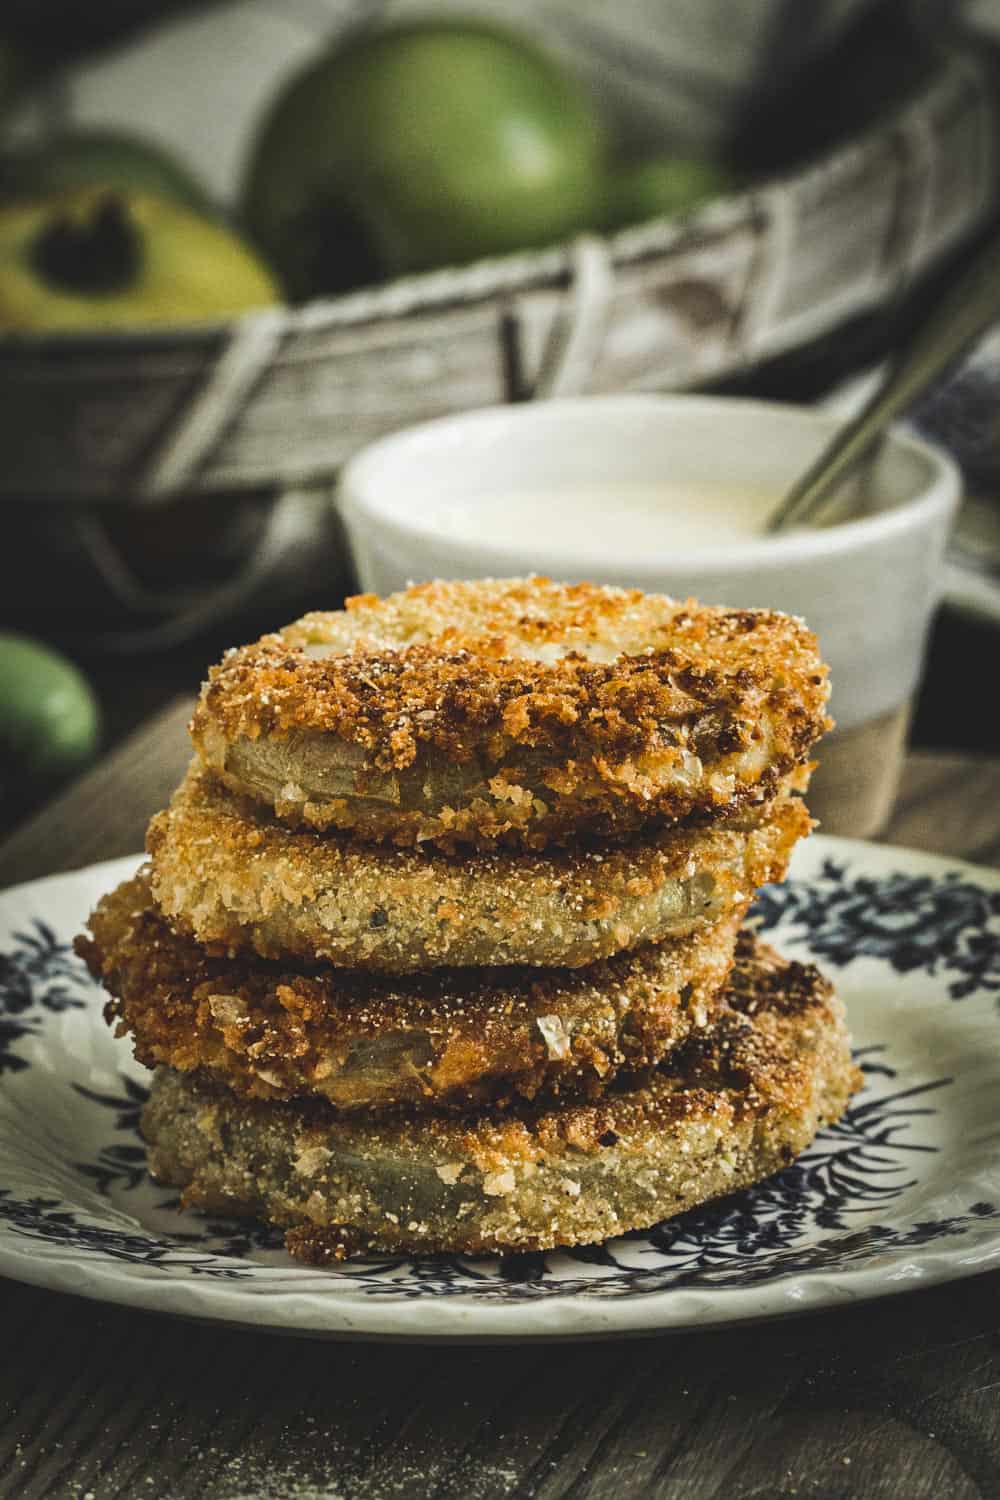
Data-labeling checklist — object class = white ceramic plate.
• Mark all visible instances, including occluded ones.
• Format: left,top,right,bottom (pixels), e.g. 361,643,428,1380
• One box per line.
2,836,999,1342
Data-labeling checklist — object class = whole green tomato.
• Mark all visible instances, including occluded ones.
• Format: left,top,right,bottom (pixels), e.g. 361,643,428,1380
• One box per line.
606,155,739,230
0,633,100,788
244,21,609,299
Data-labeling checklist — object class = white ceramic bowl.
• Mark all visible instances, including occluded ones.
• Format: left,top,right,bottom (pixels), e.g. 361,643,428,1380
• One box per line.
338,394,959,738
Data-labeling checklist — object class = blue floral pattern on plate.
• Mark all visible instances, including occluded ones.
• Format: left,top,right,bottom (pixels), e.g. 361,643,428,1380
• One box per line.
1,838,998,1339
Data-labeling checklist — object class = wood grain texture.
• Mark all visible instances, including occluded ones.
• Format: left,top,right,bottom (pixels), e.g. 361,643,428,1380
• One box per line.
2,1270,1000,1499
0,698,192,891
2,711,1000,1499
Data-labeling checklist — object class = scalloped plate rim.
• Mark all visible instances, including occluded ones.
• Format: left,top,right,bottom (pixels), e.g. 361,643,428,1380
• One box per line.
0,834,998,1342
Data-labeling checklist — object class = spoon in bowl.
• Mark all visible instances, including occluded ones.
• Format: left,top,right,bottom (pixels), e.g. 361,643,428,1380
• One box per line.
766,232,1000,533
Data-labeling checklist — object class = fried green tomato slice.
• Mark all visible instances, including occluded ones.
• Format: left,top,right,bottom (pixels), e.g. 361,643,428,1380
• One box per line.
146,762,811,972
190,577,830,850
78,871,742,1112
140,932,860,1260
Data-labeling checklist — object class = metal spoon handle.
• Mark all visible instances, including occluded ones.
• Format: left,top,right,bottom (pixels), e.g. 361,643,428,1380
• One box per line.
766,232,1000,533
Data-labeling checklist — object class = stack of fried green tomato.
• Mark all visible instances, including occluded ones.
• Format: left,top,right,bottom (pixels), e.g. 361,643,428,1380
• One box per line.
78,577,857,1263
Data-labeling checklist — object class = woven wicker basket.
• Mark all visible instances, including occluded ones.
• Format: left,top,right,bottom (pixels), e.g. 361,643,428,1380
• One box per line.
3,48,998,507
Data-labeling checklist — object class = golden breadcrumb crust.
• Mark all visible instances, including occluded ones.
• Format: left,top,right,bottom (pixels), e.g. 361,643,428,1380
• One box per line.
191,578,830,849
140,932,860,1260
78,871,742,1112
147,762,811,972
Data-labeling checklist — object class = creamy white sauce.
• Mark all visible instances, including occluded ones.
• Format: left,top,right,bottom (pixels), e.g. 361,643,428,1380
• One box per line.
426,482,788,555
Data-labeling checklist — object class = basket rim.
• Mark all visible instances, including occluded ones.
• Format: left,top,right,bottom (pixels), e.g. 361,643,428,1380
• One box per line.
0,45,981,355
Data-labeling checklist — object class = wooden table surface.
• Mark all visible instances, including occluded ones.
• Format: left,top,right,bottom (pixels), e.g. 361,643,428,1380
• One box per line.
3,701,1000,1500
